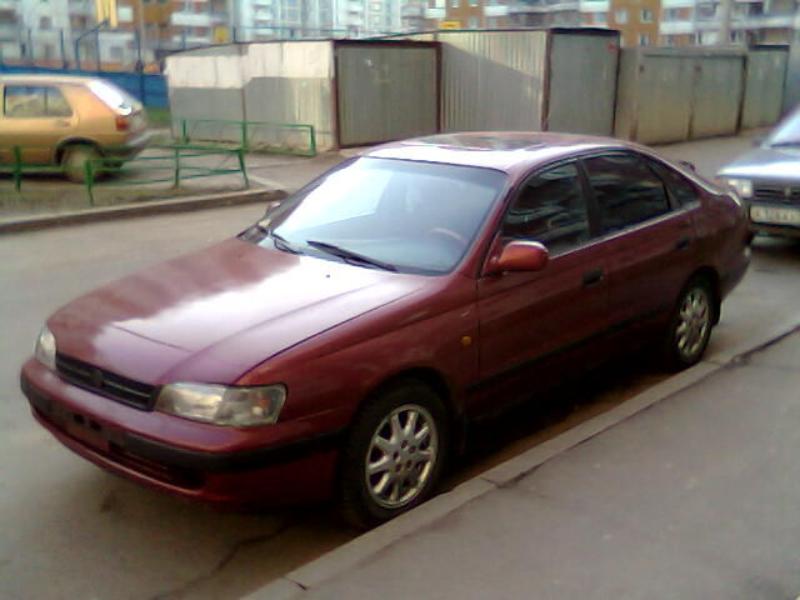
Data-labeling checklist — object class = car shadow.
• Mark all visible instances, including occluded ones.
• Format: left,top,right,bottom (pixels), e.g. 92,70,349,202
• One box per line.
448,351,666,488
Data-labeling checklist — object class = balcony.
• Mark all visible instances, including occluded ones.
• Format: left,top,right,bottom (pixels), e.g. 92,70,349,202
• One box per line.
117,6,134,23
484,5,510,16
424,7,446,18
402,4,425,16
0,23,19,41
580,0,608,13
659,20,696,34
695,12,797,29
579,0,609,11
171,12,213,27
660,0,696,7
68,0,94,15
510,0,580,14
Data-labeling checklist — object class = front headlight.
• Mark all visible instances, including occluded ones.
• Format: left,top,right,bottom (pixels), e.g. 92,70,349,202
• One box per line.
155,383,286,427
35,326,56,370
724,178,753,198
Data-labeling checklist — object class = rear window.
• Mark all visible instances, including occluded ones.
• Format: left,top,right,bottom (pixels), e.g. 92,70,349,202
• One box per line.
87,80,141,115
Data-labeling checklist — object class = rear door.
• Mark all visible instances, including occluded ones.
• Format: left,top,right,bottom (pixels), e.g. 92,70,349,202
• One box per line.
473,161,609,415
581,152,699,335
0,84,76,165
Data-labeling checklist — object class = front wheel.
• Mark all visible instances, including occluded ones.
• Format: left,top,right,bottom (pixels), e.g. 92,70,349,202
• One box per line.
663,277,714,370
338,381,449,529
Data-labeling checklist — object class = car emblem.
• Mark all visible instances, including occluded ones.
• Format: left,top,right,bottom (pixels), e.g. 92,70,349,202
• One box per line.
91,368,104,388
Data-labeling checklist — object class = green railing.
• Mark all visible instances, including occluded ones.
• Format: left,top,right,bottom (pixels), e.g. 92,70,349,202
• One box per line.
176,118,317,157
0,143,249,205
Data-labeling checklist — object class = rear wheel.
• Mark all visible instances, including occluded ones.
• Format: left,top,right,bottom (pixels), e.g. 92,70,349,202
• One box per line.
338,381,449,529
61,144,102,183
663,277,714,370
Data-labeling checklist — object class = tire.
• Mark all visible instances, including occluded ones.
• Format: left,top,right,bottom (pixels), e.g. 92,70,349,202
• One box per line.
61,144,102,183
338,380,449,529
662,276,715,370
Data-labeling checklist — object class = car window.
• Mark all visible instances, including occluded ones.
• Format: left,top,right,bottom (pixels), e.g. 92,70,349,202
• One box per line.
502,162,591,255
267,157,507,274
645,158,699,207
584,153,670,233
4,85,72,118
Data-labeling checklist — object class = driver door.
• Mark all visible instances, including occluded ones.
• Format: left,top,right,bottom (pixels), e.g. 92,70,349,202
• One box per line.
471,160,609,417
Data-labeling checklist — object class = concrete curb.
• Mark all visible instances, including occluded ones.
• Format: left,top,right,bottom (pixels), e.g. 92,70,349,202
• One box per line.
244,321,800,600
0,187,287,235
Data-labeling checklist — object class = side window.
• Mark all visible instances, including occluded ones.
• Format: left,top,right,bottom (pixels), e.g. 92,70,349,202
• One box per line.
46,87,73,117
4,85,72,118
502,162,591,255
646,159,700,207
583,153,670,233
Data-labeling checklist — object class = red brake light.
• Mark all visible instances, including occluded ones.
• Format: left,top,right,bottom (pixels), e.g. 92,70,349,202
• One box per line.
115,115,130,131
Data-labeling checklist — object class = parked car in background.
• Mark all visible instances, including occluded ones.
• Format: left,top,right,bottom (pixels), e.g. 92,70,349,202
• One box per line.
0,75,150,182
20,132,750,528
718,106,800,236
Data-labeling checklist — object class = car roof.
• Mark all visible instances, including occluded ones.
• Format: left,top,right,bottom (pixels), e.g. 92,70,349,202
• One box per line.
365,132,634,176
0,74,96,86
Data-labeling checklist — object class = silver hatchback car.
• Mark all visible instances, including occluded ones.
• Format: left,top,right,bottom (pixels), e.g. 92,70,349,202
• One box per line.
718,106,800,236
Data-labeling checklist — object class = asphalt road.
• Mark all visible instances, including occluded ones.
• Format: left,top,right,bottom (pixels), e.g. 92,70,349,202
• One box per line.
3,134,798,600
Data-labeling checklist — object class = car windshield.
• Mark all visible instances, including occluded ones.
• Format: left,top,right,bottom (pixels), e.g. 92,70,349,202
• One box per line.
88,79,141,116
253,157,507,274
766,107,800,147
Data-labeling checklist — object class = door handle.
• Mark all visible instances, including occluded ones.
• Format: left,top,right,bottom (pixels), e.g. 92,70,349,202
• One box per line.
675,237,691,250
54,119,71,127
582,268,604,287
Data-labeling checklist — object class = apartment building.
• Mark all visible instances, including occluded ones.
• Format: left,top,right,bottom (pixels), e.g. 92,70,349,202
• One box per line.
580,0,660,45
0,0,73,62
659,0,799,46
230,0,401,40
424,0,512,29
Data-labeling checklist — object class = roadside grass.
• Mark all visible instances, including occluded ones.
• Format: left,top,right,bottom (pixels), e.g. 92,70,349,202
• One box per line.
146,107,172,128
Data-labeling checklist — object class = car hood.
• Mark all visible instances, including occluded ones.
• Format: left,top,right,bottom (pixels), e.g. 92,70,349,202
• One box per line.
718,145,800,182
49,238,428,384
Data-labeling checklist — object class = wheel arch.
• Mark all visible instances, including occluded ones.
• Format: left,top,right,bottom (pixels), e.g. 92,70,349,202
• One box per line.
351,366,464,447
688,266,722,325
55,138,104,164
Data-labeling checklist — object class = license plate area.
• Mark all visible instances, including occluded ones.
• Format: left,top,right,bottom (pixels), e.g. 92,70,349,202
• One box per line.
750,204,800,226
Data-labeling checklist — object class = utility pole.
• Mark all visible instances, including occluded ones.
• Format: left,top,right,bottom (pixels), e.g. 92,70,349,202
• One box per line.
137,0,146,67
717,0,732,45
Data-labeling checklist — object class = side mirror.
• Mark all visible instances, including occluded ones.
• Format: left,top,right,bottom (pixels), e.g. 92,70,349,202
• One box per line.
486,240,549,275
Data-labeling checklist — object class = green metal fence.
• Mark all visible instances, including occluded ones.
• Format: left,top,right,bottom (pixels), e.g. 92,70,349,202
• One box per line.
0,143,249,205
176,118,317,157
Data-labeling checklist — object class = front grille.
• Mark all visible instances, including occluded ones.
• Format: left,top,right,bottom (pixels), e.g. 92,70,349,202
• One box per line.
55,354,156,410
753,183,800,204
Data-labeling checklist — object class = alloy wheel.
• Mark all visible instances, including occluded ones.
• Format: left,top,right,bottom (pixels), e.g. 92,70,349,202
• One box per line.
675,287,711,361
364,403,439,510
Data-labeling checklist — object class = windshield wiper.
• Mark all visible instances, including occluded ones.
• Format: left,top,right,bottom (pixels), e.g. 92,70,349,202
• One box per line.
305,240,397,272
769,141,800,148
270,231,303,254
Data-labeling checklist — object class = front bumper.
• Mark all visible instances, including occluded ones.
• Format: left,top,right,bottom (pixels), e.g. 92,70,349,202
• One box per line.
746,201,800,238
20,359,341,506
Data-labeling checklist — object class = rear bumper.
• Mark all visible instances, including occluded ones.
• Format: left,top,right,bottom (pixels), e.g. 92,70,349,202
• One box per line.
20,359,341,506
104,130,154,160
720,244,750,302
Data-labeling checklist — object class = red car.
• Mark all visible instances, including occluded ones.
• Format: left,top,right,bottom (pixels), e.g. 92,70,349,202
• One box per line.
21,133,750,528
